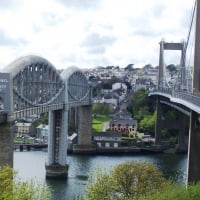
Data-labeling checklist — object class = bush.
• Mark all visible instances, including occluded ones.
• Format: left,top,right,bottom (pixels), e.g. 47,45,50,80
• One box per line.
0,166,51,200
82,161,171,200
139,182,200,200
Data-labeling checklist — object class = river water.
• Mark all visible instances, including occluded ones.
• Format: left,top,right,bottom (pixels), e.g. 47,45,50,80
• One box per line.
14,151,188,200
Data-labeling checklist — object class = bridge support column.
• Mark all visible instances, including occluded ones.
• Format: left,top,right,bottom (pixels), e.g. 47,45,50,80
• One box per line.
68,107,77,131
0,120,13,167
73,105,96,153
46,109,68,179
187,111,200,183
155,98,162,145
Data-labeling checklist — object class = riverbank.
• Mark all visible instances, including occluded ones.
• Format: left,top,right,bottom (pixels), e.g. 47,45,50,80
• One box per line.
14,143,187,155
70,146,187,155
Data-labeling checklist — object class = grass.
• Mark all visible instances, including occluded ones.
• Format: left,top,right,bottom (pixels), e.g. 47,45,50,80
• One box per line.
14,137,34,144
92,115,110,132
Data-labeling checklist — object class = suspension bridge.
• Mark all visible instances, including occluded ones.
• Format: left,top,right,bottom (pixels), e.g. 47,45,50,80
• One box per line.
149,0,200,183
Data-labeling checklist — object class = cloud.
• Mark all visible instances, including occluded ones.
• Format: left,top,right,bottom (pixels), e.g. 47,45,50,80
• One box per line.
0,29,27,46
82,32,116,47
58,0,101,9
0,0,195,69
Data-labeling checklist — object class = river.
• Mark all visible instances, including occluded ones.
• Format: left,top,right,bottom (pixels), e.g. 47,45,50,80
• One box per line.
14,151,188,200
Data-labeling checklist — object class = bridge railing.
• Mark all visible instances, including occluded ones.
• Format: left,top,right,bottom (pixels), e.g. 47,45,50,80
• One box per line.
150,89,200,107
172,91,200,107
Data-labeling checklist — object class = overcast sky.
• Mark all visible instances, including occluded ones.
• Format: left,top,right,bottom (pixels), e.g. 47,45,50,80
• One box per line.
0,0,195,69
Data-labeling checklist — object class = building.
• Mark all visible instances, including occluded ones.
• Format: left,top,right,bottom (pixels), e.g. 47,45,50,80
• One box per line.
93,132,122,148
15,122,33,137
36,124,48,143
109,119,138,137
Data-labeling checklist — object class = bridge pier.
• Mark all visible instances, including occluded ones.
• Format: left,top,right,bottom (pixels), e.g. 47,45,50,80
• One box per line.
46,109,68,179
187,111,200,183
155,97,162,145
0,120,13,167
73,105,96,153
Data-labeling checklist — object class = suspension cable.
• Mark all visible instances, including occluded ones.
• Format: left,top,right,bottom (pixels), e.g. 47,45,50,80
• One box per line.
185,0,196,50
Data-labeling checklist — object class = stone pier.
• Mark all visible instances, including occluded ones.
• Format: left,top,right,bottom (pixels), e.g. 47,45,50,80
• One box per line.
45,109,69,179
73,105,96,153
0,119,13,167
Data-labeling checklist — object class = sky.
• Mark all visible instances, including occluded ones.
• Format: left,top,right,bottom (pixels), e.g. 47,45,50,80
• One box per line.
0,0,195,69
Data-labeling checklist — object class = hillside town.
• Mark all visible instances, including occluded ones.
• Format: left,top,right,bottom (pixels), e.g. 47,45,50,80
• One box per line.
14,64,158,152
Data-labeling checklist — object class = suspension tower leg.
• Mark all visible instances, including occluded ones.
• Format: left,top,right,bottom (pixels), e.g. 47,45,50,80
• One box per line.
187,111,200,183
46,109,68,179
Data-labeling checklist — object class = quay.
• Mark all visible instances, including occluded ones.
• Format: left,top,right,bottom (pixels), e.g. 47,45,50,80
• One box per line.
14,142,186,155
14,143,48,151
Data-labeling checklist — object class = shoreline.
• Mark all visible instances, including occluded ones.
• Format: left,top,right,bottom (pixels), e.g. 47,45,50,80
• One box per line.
14,143,187,155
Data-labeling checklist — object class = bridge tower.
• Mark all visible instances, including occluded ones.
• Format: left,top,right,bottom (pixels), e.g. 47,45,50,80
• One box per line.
158,40,186,90
187,0,200,183
156,41,186,145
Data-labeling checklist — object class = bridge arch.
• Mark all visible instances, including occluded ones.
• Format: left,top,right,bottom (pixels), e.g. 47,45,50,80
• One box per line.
3,55,64,111
0,55,93,179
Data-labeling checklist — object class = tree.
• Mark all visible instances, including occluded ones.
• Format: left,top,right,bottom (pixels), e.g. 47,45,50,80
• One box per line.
128,88,154,120
92,103,110,115
32,112,48,128
166,64,177,77
0,166,51,200
139,112,156,136
81,161,171,200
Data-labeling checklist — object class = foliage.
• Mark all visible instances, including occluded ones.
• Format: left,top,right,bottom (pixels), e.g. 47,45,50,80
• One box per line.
92,103,110,115
128,88,153,120
81,161,171,200
127,88,155,136
32,112,48,128
138,182,200,200
0,166,51,200
166,64,177,77
138,112,156,136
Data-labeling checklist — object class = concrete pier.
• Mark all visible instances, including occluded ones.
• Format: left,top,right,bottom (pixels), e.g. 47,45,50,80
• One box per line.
187,0,200,183
45,164,69,179
73,105,96,153
46,109,68,179
0,121,13,167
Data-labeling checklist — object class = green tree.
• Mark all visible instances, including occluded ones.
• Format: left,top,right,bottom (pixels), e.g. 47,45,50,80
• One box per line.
32,112,48,128
139,112,156,136
128,88,153,120
92,103,110,115
82,161,171,200
0,166,51,200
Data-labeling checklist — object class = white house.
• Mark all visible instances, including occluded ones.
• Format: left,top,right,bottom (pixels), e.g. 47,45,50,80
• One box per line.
36,124,48,143
93,132,122,148
112,82,127,91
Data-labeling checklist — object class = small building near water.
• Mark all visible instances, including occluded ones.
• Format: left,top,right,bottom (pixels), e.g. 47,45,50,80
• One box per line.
93,132,122,148
36,124,48,143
